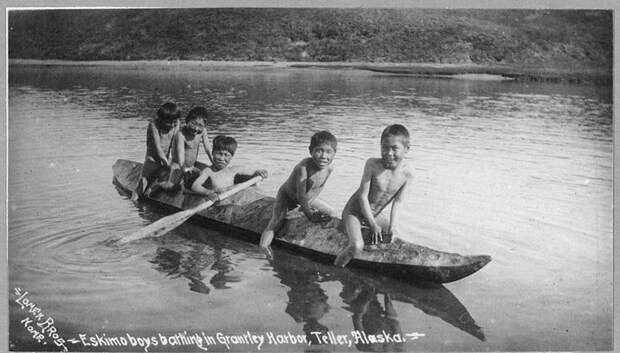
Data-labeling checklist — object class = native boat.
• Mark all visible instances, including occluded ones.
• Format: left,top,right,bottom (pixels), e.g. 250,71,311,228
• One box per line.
113,159,491,283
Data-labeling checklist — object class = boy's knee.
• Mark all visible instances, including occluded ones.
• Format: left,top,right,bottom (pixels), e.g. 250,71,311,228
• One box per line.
351,240,364,255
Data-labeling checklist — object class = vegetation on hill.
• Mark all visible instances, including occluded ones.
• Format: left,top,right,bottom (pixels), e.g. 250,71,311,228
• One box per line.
8,8,612,71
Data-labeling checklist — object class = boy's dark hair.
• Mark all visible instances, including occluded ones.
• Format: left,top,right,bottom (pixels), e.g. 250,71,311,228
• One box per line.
381,124,410,148
213,135,238,155
157,102,180,121
185,106,210,123
309,131,337,151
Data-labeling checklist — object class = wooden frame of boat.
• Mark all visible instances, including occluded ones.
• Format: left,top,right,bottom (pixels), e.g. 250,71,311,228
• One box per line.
113,159,491,283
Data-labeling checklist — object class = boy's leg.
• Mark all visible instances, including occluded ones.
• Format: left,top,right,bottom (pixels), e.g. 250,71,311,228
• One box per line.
131,176,148,201
133,157,160,200
259,191,288,258
309,198,339,218
150,163,182,194
334,208,365,267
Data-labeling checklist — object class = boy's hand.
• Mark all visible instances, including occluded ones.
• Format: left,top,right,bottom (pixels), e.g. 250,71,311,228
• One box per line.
370,222,383,244
254,169,268,179
205,191,219,202
309,211,331,223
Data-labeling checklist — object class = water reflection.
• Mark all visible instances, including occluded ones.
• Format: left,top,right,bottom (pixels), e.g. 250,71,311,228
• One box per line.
269,250,485,345
136,200,484,350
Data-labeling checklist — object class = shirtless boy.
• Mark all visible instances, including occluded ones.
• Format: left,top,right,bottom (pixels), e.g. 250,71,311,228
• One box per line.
191,135,268,199
155,106,214,192
132,102,180,200
334,124,413,267
259,131,339,257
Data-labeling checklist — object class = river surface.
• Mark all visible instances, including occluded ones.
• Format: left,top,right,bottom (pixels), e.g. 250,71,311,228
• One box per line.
7,63,612,352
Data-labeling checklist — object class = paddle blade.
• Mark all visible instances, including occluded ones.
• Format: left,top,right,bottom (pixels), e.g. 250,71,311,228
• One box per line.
119,175,263,244
118,206,209,244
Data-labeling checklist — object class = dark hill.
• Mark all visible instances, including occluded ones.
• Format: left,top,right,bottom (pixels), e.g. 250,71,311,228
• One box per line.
8,8,612,71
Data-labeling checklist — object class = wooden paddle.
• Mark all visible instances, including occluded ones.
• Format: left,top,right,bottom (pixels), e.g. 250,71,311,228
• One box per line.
119,175,263,244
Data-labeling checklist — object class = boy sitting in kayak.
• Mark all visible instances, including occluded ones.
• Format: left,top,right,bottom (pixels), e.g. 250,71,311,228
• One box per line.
151,106,214,193
132,102,180,200
334,124,413,267
259,131,339,258
190,135,268,199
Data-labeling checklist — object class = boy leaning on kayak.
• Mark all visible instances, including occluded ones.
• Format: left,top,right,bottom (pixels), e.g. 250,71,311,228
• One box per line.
132,102,180,201
334,124,412,267
259,131,340,258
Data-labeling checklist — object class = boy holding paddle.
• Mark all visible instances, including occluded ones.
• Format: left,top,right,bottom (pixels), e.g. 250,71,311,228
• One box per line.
259,131,339,258
191,135,268,199
334,124,413,267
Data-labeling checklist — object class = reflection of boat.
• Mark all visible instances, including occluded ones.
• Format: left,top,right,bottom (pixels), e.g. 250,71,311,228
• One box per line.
143,224,485,344
113,159,491,283
270,249,486,343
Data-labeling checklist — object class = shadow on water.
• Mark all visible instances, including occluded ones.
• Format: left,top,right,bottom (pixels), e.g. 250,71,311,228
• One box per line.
117,181,486,348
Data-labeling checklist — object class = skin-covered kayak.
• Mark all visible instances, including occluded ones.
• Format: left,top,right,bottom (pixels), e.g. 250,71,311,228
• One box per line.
113,159,491,283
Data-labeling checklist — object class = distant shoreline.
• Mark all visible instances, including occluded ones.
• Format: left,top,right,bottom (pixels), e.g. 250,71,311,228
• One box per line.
9,59,611,84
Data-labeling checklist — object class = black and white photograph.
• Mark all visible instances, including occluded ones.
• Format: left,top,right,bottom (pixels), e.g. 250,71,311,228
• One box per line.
5,4,614,352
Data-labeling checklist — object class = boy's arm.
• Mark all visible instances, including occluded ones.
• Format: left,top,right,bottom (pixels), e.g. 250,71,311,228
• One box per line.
294,164,315,219
387,174,411,236
358,160,381,237
201,131,214,165
190,169,218,200
166,123,180,160
148,122,168,165
233,165,269,180
173,131,185,168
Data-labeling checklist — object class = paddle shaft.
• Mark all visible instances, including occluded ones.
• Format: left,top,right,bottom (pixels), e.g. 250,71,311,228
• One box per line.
120,176,263,243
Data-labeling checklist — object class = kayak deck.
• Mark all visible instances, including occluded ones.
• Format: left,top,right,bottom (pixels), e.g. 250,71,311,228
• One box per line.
113,159,491,283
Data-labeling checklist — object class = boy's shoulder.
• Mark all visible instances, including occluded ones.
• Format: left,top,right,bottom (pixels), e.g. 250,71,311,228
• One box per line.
295,157,314,169
365,157,384,169
175,128,186,140
401,162,413,178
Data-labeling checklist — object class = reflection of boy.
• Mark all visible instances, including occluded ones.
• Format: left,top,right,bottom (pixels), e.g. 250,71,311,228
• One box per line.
259,131,339,257
191,135,268,200
335,124,413,267
153,107,214,193
132,102,180,200
349,287,404,352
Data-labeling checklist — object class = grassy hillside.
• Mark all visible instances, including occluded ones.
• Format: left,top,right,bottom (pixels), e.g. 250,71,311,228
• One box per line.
8,9,612,71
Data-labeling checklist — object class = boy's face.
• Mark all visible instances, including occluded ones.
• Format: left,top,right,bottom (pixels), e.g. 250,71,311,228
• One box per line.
185,118,205,136
309,143,336,169
157,119,176,132
380,135,409,169
212,149,233,171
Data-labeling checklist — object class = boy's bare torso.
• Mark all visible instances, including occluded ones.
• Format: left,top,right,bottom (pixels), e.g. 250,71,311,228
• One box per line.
146,123,176,159
282,158,332,205
198,166,238,191
351,158,410,216
172,131,203,168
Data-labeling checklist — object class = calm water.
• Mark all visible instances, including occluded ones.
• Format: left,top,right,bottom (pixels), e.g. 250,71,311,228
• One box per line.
8,63,612,352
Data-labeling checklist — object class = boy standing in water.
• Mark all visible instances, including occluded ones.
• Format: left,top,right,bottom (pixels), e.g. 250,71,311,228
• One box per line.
191,135,268,198
334,124,413,267
132,102,180,200
260,131,339,257
153,106,214,192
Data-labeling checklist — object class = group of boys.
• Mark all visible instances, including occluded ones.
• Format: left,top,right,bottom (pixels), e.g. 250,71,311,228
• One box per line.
135,102,412,267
